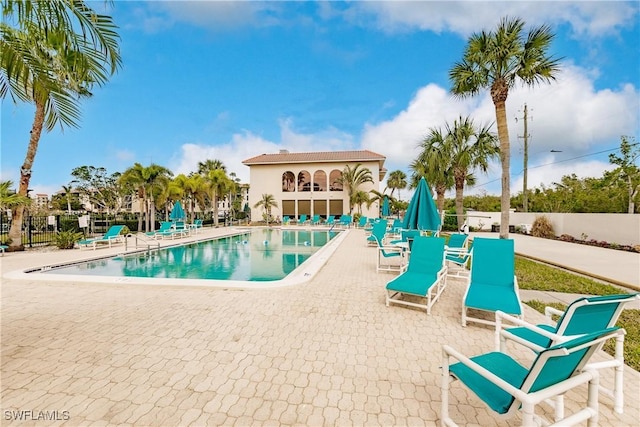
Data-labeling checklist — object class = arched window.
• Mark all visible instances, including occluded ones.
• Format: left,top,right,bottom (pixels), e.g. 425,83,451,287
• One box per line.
313,170,327,191
282,171,295,192
329,169,343,191
298,170,311,192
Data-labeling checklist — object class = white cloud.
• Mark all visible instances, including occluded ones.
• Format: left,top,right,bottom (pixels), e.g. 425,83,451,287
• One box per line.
360,65,638,195
142,1,286,32
347,1,638,38
171,118,356,183
171,131,279,183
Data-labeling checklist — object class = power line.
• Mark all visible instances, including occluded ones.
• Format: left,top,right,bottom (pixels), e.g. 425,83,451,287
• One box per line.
472,142,640,189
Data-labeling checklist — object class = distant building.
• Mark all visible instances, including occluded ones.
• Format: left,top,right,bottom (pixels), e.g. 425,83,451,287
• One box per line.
242,149,387,220
33,193,49,210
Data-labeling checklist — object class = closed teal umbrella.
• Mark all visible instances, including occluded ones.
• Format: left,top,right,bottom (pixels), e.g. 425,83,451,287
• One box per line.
170,201,186,221
382,196,390,217
402,177,441,232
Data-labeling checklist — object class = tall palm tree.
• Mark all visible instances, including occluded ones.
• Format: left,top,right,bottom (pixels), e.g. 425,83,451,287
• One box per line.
386,170,407,202
207,169,231,226
2,1,121,249
198,159,226,175
449,16,560,238
119,163,172,232
420,116,499,229
61,184,73,215
254,193,278,226
337,163,373,214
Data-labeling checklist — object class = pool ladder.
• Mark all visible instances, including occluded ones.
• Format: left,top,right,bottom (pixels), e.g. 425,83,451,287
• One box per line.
125,233,161,253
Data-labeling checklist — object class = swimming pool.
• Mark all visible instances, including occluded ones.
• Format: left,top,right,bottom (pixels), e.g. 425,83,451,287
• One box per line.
33,228,343,287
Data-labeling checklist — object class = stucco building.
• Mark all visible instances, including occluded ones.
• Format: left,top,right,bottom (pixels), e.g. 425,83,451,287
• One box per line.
242,149,387,221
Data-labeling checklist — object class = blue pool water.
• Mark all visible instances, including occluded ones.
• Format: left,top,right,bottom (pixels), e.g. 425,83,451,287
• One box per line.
44,229,339,281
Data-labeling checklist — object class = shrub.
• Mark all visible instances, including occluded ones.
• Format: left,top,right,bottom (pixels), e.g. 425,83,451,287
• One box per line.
531,215,555,239
558,234,575,242
53,230,84,249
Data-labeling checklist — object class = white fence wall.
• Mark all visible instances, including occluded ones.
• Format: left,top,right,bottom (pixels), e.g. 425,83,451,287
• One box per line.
465,211,640,246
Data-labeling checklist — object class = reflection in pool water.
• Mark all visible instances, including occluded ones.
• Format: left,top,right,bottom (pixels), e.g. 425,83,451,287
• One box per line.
44,229,339,281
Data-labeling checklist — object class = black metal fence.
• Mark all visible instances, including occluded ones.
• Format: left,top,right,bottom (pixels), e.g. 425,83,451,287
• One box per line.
0,212,247,248
0,213,141,248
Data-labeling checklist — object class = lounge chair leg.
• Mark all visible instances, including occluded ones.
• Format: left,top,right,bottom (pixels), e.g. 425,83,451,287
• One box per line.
614,334,624,414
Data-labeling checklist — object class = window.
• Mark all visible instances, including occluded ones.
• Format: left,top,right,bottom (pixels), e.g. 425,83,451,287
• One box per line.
282,171,295,192
313,170,327,191
298,170,311,192
329,169,343,191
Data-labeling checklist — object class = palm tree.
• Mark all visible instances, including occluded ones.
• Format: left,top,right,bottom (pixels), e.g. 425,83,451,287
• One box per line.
352,190,370,215
410,150,454,216
119,163,172,232
449,16,560,238
173,174,208,223
0,180,31,213
2,1,121,250
386,170,407,201
207,169,231,226
198,159,226,175
61,184,74,215
254,193,278,226
337,163,373,214
157,179,184,222
419,116,499,229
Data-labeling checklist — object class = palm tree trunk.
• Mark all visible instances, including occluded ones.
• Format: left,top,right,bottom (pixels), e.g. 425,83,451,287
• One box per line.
8,101,45,251
454,177,465,230
435,184,446,214
494,99,511,239
213,191,219,227
137,191,144,232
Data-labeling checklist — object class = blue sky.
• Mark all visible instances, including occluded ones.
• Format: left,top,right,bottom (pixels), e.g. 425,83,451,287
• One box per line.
2,0,639,200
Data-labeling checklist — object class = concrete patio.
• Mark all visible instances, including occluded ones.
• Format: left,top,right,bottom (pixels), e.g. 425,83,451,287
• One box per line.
1,227,639,426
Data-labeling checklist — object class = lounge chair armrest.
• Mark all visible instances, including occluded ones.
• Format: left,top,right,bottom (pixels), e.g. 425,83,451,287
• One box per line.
545,306,564,320
495,310,571,352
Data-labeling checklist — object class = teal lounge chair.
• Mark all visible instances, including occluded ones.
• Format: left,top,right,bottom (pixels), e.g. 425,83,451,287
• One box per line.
442,327,623,427
372,221,404,273
298,214,308,225
282,216,291,225
0,244,7,256
324,216,335,227
192,219,203,233
339,215,352,228
311,214,321,225
390,218,403,234
356,216,368,228
445,233,471,278
367,218,387,246
496,293,640,414
151,221,187,240
386,236,447,314
78,225,126,250
462,237,522,327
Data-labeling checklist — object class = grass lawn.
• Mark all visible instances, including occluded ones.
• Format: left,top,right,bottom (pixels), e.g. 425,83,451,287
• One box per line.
515,256,640,371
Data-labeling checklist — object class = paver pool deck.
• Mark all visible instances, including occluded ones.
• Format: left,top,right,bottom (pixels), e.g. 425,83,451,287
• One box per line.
1,227,639,426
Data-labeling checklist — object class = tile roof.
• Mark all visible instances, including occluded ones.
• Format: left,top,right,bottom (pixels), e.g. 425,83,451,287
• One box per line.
242,150,386,165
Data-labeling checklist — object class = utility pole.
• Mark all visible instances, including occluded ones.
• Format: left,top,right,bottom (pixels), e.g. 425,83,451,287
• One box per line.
517,104,530,212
